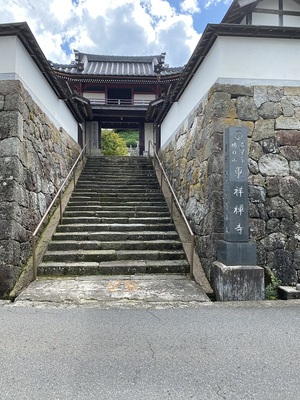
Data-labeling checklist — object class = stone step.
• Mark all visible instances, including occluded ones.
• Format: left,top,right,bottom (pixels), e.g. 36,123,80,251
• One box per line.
82,170,154,176
38,260,189,276
71,193,164,200
79,172,156,177
43,249,187,263
85,163,153,168
57,222,174,231
74,187,161,193
48,240,183,251
77,176,158,182
63,210,170,218
80,168,155,172
84,160,151,164
85,156,150,163
80,167,154,172
77,180,159,186
69,199,166,205
67,200,167,207
38,156,189,280
65,205,169,212
77,179,158,185
75,185,160,191
84,161,152,167
85,160,151,164
52,230,179,241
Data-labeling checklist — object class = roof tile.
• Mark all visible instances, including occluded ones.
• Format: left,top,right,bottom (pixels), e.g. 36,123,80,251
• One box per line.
52,52,182,77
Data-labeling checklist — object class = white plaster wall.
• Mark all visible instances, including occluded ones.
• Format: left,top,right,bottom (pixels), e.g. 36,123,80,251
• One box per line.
83,92,105,100
283,0,300,27
259,0,278,9
284,15,300,27
218,36,300,81
249,0,279,25
0,36,78,141
161,35,300,146
284,0,300,11
252,12,278,25
0,36,17,72
161,40,220,145
144,122,154,154
239,0,300,27
134,94,155,102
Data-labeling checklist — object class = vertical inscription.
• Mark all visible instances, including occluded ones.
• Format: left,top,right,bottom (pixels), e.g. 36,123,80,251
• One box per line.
91,121,98,149
223,127,248,242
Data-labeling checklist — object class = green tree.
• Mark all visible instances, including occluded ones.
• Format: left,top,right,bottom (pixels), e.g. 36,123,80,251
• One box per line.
101,130,128,156
116,130,139,147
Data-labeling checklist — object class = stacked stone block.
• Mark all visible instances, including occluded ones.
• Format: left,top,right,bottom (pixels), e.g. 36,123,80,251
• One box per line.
160,83,300,286
0,81,80,298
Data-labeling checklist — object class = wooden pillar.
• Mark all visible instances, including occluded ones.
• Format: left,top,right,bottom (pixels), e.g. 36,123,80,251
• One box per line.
78,125,83,149
139,122,145,156
99,122,102,152
155,123,161,153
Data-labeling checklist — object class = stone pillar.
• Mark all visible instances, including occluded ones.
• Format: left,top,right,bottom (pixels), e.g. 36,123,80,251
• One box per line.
212,127,264,301
86,121,101,156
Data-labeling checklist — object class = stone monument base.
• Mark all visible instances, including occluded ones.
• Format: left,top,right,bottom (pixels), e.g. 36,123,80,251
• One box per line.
212,261,265,301
217,240,257,266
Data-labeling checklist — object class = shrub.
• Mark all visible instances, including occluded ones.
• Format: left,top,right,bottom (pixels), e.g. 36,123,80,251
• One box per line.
101,130,128,156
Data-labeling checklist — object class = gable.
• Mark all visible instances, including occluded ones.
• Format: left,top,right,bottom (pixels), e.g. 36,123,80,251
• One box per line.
223,0,300,27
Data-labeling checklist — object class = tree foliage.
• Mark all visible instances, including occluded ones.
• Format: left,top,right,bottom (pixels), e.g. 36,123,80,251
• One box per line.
116,130,139,148
101,130,128,156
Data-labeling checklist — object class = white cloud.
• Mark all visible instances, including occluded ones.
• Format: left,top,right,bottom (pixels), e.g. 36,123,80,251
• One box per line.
0,0,206,66
36,31,67,62
204,0,231,8
145,0,175,19
180,0,201,14
49,0,74,24
70,0,201,65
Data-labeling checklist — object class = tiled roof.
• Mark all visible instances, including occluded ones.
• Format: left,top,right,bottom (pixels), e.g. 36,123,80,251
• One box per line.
51,51,183,77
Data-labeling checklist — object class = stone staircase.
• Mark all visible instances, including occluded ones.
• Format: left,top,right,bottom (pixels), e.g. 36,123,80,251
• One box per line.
38,156,190,277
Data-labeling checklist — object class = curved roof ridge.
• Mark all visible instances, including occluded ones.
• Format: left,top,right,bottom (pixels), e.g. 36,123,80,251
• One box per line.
75,51,165,63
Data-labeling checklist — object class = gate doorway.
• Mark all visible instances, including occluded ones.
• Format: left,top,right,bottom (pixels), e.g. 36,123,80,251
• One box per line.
107,88,132,105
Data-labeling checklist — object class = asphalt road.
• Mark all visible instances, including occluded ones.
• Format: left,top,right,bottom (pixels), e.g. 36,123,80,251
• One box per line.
0,301,300,399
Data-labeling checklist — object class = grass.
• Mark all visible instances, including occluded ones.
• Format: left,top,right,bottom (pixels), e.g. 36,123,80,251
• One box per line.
264,266,282,300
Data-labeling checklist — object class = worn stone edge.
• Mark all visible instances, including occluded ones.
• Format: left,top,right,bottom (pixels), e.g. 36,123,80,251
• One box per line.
151,159,214,295
9,163,85,300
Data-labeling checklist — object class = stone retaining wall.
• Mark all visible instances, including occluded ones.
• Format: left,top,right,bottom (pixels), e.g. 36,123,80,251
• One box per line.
0,80,80,298
160,83,300,286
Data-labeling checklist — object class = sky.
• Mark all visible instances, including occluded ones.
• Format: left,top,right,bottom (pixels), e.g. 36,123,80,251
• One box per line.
0,0,232,67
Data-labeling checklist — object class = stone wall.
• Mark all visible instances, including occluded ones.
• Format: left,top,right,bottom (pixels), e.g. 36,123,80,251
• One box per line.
0,80,80,298
160,83,300,286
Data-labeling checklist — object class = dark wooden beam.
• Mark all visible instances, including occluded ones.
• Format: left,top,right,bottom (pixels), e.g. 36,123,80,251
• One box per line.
254,8,300,17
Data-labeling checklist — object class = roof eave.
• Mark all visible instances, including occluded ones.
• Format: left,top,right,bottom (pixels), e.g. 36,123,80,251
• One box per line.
156,23,300,125
0,22,92,124
0,22,68,100
176,23,300,101
53,70,182,82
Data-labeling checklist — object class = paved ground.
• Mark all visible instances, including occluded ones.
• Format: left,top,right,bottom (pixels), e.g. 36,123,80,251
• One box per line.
1,298,300,399
15,274,210,308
